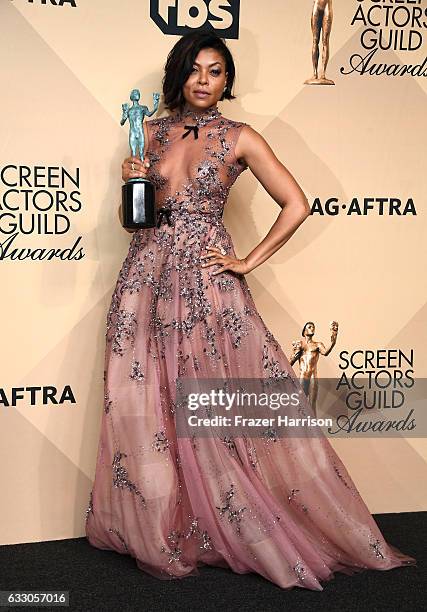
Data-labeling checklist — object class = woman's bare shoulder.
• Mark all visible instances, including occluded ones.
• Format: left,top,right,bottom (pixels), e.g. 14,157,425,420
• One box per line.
232,123,268,161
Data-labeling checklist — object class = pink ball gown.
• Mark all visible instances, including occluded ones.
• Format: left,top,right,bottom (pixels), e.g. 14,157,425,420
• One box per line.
85,104,416,590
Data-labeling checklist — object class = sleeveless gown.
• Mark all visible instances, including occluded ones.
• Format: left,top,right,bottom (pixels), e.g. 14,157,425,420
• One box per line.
85,104,416,590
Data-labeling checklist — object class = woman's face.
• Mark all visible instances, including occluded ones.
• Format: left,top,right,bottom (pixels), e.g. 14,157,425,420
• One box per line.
182,47,227,110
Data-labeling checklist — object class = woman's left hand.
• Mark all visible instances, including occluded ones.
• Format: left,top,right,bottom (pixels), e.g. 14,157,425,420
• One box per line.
200,246,252,276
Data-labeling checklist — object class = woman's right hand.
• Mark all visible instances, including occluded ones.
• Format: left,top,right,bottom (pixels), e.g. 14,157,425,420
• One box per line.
122,155,150,182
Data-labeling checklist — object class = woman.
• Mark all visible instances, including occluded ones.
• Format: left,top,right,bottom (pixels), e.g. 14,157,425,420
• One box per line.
86,31,416,590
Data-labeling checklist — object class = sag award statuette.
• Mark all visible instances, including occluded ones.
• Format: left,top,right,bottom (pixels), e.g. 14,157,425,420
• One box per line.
120,88,160,229
290,320,339,416
304,0,335,85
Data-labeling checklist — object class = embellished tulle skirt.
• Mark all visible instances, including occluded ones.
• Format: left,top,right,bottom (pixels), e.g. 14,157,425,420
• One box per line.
85,214,416,590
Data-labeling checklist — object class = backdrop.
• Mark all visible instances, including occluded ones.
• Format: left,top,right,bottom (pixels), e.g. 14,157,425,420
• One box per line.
1,0,426,545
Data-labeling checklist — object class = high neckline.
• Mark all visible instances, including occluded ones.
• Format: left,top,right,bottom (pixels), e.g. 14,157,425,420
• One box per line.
172,103,222,125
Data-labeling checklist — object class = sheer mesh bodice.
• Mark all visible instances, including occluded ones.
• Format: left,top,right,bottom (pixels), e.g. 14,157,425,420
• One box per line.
145,105,248,220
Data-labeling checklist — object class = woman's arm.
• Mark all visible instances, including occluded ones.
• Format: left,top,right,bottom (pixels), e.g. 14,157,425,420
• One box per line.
234,125,311,272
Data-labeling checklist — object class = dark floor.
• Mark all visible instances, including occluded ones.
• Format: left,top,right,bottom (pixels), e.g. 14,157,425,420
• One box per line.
0,512,425,612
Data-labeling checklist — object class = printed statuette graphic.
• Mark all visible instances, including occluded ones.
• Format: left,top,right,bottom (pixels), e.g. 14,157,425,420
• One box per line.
304,0,335,85
290,321,339,415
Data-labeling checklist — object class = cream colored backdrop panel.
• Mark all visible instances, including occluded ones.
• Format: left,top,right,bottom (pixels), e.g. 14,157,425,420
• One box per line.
1,1,426,545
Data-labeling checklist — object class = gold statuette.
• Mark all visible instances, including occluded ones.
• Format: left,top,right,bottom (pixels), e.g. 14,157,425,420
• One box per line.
290,321,339,415
304,0,335,85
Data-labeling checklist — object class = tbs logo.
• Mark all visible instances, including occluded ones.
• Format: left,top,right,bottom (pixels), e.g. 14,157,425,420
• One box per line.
150,0,240,39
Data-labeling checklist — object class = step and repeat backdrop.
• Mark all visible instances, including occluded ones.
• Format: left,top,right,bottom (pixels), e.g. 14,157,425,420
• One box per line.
1,0,426,544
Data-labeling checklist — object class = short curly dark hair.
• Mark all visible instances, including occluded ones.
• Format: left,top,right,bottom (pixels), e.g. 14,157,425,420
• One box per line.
162,30,236,112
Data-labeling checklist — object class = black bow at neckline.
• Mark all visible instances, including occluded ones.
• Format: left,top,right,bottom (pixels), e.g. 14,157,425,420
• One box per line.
182,125,199,140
